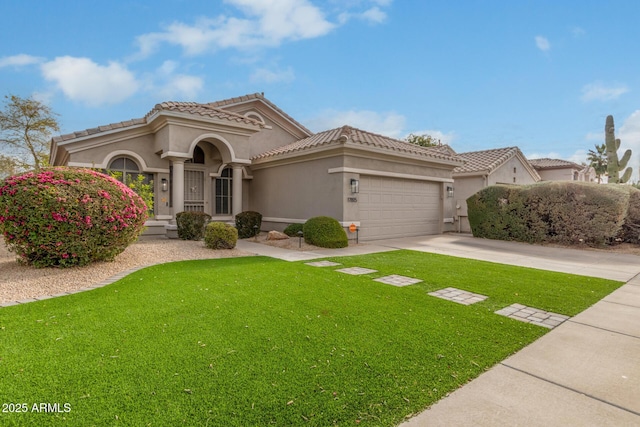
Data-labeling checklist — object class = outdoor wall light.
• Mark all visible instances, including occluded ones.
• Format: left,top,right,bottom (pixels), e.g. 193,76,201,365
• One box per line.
350,178,359,194
161,178,168,192
446,186,454,198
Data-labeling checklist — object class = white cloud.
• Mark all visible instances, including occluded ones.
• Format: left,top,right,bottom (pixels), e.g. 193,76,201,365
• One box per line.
0,54,44,68
152,60,204,100
135,0,335,58
619,110,640,182
526,151,561,160
336,5,387,25
306,109,406,138
250,66,295,83
571,26,586,37
360,6,387,23
405,129,456,146
567,149,588,165
41,56,139,106
535,36,550,52
585,131,603,141
159,75,204,100
581,82,629,102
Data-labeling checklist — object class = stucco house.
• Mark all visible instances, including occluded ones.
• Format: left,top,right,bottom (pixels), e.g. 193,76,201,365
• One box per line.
528,158,596,182
50,93,464,241
452,147,541,233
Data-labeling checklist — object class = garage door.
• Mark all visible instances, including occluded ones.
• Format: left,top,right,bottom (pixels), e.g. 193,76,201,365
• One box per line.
358,176,441,240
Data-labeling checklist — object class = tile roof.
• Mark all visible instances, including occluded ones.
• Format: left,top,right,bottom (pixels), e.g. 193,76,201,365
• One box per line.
453,147,522,174
208,92,313,136
528,158,583,170
52,100,267,144
145,101,267,127
52,118,147,143
252,125,462,163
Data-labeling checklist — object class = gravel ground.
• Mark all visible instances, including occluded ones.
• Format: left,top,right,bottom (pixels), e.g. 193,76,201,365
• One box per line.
0,238,251,304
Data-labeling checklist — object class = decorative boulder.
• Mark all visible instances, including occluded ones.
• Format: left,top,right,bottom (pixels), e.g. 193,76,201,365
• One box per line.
267,230,290,240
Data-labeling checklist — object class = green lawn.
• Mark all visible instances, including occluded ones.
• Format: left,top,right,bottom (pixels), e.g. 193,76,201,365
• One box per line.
0,250,622,426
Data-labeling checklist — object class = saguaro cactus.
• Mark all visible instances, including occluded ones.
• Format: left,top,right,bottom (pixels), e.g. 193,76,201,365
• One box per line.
605,115,632,184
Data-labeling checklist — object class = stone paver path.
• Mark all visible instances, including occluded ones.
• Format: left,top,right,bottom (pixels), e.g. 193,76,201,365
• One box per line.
428,287,488,305
305,261,342,267
335,267,378,275
495,304,570,329
374,275,422,287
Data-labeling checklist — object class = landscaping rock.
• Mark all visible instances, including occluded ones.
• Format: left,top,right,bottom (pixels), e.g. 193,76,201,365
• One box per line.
267,230,290,241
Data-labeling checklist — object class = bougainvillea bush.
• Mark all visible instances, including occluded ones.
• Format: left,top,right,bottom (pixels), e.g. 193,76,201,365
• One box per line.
0,168,148,267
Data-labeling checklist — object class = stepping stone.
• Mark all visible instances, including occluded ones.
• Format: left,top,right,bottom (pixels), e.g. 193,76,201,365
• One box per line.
335,267,378,275
495,304,570,329
428,287,488,305
305,261,342,267
374,275,422,287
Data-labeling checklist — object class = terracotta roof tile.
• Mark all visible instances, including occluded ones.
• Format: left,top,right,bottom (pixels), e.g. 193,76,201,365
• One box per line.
208,92,313,135
453,147,520,174
52,118,146,143
145,101,267,127
252,125,462,163
528,158,583,170
52,102,265,144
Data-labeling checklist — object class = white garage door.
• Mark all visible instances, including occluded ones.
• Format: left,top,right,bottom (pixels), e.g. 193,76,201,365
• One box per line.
358,176,441,240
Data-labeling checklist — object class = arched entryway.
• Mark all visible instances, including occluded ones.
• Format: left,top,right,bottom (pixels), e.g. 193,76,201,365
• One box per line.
167,135,249,219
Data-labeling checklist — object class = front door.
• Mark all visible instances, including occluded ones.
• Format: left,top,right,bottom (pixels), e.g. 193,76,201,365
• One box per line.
184,169,205,212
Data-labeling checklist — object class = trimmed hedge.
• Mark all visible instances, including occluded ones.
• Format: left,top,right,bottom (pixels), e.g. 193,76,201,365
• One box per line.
467,182,637,246
176,211,211,240
620,186,640,243
0,168,148,267
283,223,304,237
303,216,348,248
235,211,262,238
204,222,238,249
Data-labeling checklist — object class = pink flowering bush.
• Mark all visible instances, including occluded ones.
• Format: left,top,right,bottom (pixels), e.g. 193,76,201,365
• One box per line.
0,167,148,267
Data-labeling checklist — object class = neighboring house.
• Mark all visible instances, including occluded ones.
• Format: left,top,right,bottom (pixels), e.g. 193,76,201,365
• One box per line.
50,93,464,241
452,147,541,233
528,158,596,182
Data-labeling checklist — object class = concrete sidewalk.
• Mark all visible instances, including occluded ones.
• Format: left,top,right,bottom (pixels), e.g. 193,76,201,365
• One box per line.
237,234,640,426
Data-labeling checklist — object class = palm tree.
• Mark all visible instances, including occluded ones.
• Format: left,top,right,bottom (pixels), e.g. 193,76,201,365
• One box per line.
587,143,607,183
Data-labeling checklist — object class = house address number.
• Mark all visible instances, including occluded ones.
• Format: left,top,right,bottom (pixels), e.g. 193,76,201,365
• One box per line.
347,197,357,202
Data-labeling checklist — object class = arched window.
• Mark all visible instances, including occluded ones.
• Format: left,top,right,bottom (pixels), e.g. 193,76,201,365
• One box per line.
215,167,232,215
186,146,205,164
107,157,152,185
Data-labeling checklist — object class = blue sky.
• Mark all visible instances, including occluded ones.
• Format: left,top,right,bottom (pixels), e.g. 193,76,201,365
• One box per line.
1,0,639,176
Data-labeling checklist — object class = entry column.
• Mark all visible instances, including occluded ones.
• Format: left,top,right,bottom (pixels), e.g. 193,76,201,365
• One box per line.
172,159,185,217
232,164,243,217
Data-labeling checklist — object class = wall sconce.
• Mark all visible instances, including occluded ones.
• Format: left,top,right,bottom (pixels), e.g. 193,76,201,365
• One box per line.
350,178,359,194
161,178,168,192
446,186,454,198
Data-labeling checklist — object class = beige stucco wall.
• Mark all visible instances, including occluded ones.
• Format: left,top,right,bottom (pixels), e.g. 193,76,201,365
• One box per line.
218,102,309,158
251,150,458,235
537,168,576,181
250,156,345,231
454,156,538,233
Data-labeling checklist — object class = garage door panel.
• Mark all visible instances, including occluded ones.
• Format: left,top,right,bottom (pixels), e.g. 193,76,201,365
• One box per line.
359,176,440,240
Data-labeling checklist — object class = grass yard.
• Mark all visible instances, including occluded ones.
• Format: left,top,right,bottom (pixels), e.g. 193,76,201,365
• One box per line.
0,250,622,426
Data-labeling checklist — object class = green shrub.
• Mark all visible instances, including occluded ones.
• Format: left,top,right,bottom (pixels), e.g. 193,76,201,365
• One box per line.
176,211,211,240
235,211,262,238
468,182,631,246
204,222,238,249
0,167,148,267
283,223,304,237
620,186,640,243
303,216,348,248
